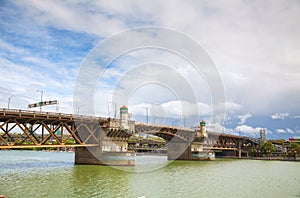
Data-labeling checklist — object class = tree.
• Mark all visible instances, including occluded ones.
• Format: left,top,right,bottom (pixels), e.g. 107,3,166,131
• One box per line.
261,142,275,154
290,142,300,158
290,142,298,151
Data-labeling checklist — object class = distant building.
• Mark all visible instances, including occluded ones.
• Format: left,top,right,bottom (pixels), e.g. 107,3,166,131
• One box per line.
260,129,266,143
289,137,300,144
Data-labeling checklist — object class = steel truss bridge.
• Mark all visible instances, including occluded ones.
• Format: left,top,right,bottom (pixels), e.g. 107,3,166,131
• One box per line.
0,109,259,151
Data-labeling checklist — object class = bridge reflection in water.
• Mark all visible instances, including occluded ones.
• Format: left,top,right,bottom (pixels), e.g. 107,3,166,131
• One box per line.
0,108,259,165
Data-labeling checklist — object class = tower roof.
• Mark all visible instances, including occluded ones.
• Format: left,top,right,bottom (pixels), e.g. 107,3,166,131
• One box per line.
200,120,206,126
120,105,127,109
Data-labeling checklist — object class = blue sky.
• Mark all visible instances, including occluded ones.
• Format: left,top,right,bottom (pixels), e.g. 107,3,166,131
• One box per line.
0,0,300,140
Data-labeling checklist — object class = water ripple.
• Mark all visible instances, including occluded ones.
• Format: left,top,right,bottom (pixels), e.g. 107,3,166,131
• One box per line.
1,151,300,197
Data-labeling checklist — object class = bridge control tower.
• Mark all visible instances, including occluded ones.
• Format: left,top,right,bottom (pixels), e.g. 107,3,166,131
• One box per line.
199,120,208,138
120,105,129,130
120,105,135,133
190,120,210,158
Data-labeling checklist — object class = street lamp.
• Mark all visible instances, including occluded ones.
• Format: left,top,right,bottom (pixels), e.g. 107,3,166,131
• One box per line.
8,95,14,109
76,104,85,115
37,90,43,112
143,107,149,124
109,101,117,119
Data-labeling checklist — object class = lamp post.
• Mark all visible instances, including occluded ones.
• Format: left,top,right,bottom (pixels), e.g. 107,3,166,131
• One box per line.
8,95,14,109
76,104,85,115
109,101,117,119
143,107,149,124
37,90,43,112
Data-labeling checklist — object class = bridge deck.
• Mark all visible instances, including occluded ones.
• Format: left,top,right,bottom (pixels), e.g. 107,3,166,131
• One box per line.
0,144,99,149
0,108,107,148
0,109,259,150
0,108,108,123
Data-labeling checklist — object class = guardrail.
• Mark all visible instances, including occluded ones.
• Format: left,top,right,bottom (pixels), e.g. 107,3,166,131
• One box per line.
0,108,106,120
135,121,196,132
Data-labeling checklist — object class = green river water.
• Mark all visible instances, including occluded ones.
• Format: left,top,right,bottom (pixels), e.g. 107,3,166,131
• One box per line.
0,150,300,198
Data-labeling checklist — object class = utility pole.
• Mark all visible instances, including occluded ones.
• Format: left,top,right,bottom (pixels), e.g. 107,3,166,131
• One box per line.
8,95,14,109
143,107,149,124
37,90,43,112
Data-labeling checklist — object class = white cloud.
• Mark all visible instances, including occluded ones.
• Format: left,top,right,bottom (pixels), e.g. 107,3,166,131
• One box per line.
128,100,211,118
14,0,126,37
207,123,237,135
236,125,261,134
0,55,76,113
237,112,252,124
276,128,294,134
207,123,261,138
1,1,300,138
276,129,286,133
224,102,241,111
286,128,294,134
162,101,211,118
235,125,270,137
206,123,225,133
207,123,270,138
271,112,290,120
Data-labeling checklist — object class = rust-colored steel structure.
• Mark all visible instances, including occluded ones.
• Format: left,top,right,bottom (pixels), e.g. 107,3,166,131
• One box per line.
0,109,257,152
204,132,244,151
135,122,197,143
0,109,108,149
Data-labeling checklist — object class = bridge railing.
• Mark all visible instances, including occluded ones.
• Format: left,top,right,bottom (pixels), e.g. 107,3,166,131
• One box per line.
135,121,196,132
0,108,106,121
0,108,106,148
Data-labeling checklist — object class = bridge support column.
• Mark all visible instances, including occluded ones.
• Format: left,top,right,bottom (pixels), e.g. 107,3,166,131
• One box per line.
75,141,135,166
75,146,104,165
167,142,215,161
102,140,128,152
191,142,203,153
167,142,191,160
238,149,242,158
238,140,242,158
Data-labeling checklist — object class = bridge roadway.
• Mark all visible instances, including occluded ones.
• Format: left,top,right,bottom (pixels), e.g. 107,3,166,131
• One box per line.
0,109,199,148
0,109,259,164
0,108,106,149
0,108,250,149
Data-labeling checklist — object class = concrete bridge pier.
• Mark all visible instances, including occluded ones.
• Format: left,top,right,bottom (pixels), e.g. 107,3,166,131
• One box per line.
167,142,192,160
75,141,135,166
167,141,214,161
238,149,242,158
167,120,210,161
75,146,104,165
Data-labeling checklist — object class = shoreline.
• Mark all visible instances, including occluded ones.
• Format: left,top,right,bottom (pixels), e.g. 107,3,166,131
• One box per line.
216,156,300,162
